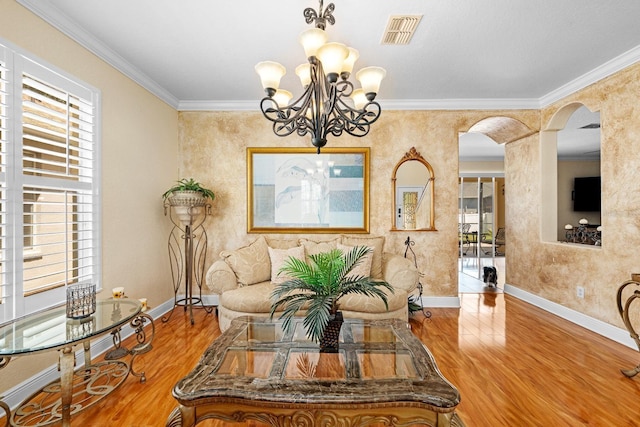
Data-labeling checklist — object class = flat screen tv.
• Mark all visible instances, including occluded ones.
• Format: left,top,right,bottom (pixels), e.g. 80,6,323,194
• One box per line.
573,176,601,212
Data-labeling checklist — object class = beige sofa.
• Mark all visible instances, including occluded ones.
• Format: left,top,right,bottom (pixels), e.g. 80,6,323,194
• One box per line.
205,235,421,332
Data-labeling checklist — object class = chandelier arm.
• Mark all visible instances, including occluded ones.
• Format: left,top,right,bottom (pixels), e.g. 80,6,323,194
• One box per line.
335,80,354,98
259,98,294,136
259,83,318,140
316,76,337,143
332,97,382,137
310,64,324,142
325,110,347,138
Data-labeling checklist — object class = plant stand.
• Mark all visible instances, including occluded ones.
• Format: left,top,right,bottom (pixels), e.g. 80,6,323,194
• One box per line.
404,236,432,318
162,199,214,325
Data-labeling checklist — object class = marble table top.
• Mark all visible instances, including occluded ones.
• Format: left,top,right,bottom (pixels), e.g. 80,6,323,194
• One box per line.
172,316,460,411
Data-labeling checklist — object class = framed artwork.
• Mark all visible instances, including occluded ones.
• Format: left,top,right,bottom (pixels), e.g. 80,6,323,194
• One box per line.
247,147,369,233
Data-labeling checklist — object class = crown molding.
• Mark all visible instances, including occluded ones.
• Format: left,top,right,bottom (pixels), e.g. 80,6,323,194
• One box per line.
18,0,640,113
379,98,541,111
539,44,640,108
178,98,542,112
17,0,180,109
178,100,257,111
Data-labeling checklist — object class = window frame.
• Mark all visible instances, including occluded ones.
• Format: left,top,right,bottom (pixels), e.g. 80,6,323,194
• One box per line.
0,37,102,322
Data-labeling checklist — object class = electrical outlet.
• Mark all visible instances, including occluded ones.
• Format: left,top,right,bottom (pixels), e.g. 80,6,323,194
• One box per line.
577,286,585,299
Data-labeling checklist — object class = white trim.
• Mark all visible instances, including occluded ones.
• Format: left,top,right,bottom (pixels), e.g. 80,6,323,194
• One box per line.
380,98,541,111
420,296,461,308
175,294,219,307
177,98,543,112
0,300,175,411
15,0,640,112
504,284,636,349
177,100,257,112
539,45,640,107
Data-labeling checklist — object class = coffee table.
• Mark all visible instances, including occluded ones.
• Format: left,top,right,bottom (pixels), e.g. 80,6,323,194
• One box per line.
167,316,462,427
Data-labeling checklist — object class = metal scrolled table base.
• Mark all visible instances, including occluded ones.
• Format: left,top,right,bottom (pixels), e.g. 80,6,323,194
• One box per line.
1,312,154,427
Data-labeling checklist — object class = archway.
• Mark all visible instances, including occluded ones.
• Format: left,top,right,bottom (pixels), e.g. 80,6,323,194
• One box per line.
540,103,601,244
458,116,535,291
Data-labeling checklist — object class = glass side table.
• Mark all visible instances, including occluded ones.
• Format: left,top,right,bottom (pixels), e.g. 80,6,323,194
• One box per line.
0,299,154,427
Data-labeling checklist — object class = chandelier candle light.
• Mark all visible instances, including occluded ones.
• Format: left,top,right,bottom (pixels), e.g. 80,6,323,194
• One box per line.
255,0,386,153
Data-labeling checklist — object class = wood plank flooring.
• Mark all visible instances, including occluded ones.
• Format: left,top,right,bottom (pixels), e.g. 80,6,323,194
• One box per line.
9,292,640,426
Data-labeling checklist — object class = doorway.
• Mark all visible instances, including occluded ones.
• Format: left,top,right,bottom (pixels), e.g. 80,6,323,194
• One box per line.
458,175,505,290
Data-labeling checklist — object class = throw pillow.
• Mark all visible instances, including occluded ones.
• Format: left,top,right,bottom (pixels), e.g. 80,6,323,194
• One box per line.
337,243,373,278
265,237,300,250
220,236,271,286
268,245,305,284
341,235,385,279
298,237,340,260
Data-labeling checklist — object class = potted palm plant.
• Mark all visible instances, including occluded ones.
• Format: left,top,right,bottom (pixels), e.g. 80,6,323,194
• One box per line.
270,246,394,351
162,178,215,225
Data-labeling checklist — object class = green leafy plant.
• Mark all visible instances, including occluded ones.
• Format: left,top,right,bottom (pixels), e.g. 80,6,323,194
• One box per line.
270,246,394,343
162,178,215,200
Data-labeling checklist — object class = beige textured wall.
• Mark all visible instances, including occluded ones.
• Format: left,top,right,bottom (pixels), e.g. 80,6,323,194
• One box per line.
178,109,539,300
459,160,505,173
507,62,640,328
1,1,177,391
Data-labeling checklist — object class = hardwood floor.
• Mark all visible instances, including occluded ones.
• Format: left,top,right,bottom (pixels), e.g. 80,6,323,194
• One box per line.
10,292,640,426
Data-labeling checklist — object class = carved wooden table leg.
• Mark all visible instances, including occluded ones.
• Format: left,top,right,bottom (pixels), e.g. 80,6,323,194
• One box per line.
165,406,195,427
616,280,640,377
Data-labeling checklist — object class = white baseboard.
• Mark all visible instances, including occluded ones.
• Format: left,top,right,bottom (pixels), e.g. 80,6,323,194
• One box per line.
175,294,219,307
421,296,461,308
1,300,175,411
504,284,637,350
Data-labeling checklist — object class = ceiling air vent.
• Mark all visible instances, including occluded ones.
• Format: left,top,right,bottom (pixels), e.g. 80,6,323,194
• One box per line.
382,15,423,45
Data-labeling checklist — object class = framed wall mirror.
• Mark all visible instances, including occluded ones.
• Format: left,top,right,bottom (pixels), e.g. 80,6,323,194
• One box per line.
391,147,436,231
248,147,369,233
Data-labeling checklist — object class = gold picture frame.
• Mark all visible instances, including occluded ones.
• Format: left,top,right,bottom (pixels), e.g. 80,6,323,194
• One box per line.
247,147,369,234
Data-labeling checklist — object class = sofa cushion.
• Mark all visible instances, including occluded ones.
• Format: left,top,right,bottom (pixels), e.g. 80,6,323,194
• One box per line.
268,245,305,284
341,235,385,279
337,243,373,278
220,236,270,286
299,237,340,260
338,286,404,314
219,281,274,313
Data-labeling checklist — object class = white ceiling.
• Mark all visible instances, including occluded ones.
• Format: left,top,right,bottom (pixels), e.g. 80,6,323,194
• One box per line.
16,0,635,159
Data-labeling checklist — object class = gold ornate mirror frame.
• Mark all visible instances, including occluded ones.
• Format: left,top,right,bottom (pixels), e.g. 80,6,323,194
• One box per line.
391,147,436,231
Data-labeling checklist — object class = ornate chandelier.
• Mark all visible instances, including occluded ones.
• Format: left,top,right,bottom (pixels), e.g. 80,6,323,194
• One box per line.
255,1,386,153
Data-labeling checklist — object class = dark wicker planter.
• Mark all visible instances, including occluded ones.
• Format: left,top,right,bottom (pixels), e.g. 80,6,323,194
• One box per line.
319,311,343,353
